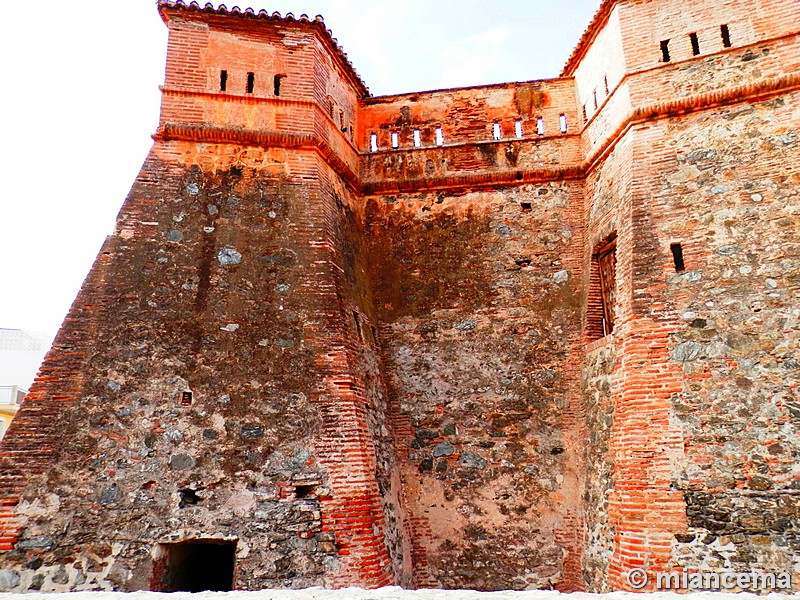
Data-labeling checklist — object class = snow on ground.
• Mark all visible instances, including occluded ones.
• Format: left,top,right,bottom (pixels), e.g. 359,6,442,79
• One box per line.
0,589,790,600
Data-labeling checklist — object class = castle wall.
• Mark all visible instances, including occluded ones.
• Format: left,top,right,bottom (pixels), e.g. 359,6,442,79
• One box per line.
579,133,635,591
581,341,616,591
361,179,587,590
645,89,800,577
158,12,362,183
572,0,800,588
313,162,411,587
2,0,800,593
573,6,626,136
618,0,798,75
603,123,691,590
360,80,578,152
578,87,800,592
574,0,800,161
0,140,396,591
358,81,582,197
626,32,800,105
0,3,398,591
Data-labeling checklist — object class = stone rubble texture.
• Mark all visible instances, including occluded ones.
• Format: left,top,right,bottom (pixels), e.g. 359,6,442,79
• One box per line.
0,0,799,593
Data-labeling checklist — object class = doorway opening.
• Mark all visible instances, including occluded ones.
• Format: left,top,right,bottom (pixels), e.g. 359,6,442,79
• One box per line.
155,539,236,592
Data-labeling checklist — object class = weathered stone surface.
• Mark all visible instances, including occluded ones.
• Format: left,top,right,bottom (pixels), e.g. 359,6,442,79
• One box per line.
16,536,55,551
670,341,702,362
0,569,21,591
1,0,799,594
217,247,242,266
432,442,455,458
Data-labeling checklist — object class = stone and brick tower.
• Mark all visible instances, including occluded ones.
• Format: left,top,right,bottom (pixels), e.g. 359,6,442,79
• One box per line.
1,0,799,592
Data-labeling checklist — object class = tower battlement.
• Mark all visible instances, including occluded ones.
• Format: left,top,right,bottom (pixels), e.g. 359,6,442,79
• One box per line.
1,0,799,593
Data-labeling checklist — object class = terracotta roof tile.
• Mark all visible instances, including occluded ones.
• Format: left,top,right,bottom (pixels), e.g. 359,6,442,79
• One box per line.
561,0,617,77
157,1,370,97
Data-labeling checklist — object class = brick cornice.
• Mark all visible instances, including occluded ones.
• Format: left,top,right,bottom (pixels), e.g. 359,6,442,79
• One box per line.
632,71,800,119
361,165,585,196
160,85,317,108
154,123,361,192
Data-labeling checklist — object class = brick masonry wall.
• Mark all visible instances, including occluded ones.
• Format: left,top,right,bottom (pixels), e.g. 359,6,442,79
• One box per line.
604,122,690,590
618,0,800,74
359,80,578,151
580,132,631,592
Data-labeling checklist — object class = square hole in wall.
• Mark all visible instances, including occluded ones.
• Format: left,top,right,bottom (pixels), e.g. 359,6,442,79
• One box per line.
154,540,236,592
295,484,317,499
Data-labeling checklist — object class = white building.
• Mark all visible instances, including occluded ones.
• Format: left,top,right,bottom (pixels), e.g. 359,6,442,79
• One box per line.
0,328,48,439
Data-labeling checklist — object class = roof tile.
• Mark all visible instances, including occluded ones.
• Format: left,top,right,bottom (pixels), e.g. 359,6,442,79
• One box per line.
561,0,616,77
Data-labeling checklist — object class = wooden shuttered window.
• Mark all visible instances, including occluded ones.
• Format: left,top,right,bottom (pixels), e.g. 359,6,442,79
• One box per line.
596,239,616,337
586,235,617,341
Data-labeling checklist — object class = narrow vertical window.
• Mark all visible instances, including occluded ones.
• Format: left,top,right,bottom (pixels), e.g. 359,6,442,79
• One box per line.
391,131,399,148
435,127,444,146
273,74,284,96
219,70,228,92
536,117,545,136
720,24,732,48
604,75,609,95
327,96,334,118
588,236,617,340
660,39,671,62
559,114,568,133
515,120,523,138
593,89,598,110
597,241,616,336
492,122,502,141
689,32,700,56
246,72,255,94
352,310,363,340
370,133,378,153
413,129,421,147
670,243,685,272
582,104,588,123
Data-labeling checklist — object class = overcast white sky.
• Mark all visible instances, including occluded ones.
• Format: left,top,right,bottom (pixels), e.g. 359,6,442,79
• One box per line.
0,0,599,387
